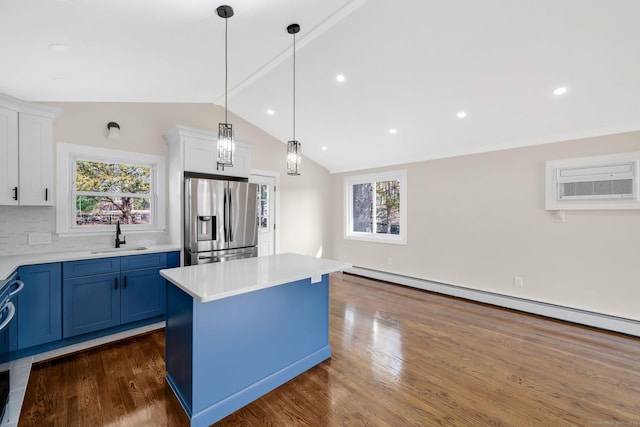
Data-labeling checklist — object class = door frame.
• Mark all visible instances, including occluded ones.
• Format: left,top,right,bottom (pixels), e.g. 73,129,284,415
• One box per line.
250,169,280,255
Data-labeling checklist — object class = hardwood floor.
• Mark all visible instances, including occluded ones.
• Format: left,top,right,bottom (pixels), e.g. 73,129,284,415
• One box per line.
19,273,640,426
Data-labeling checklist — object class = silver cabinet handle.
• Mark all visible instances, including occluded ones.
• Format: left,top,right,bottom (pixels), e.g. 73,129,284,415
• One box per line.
9,279,24,297
0,302,16,332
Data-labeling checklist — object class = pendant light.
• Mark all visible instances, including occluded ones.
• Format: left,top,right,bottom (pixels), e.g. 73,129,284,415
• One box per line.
286,23,301,176
217,5,235,170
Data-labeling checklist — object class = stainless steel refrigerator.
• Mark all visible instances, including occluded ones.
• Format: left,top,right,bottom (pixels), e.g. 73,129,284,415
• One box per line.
184,177,258,265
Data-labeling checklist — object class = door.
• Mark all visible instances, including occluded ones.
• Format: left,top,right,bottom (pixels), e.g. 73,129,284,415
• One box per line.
250,173,277,257
227,181,258,250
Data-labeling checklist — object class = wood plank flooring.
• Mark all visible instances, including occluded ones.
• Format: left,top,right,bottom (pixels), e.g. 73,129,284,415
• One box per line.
19,273,640,426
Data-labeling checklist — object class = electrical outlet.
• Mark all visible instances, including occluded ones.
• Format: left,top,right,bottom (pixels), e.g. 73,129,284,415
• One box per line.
387,257,393,265
514,276,524,288
28,232,52,245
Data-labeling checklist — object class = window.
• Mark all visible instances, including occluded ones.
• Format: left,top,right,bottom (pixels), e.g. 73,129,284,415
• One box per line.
56,143,165,234
74,160,153,227
344,170,407,244
257,183,270,232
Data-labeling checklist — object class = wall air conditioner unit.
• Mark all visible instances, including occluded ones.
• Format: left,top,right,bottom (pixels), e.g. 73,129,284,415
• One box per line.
545,151,640,210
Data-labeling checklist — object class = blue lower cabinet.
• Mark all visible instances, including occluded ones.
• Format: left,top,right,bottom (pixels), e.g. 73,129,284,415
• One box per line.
62,272,121,338
17,263,62,349
167,251,180,268
121,268,166,324
62,253,170,339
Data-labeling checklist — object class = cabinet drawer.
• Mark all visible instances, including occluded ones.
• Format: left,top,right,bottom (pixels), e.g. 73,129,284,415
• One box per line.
63,257,121,278
121,253,167,271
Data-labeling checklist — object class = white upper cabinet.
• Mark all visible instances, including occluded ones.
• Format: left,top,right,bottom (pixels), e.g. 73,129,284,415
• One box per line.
164,125,252,179
18,113,54,205
0,93,60,206
0,106,19,205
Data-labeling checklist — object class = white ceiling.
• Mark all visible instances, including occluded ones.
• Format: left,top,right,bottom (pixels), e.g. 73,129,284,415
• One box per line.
2,0,640,173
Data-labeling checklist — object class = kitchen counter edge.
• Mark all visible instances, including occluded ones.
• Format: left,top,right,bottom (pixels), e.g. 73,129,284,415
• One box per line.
161,253,351,303
0,245,181,280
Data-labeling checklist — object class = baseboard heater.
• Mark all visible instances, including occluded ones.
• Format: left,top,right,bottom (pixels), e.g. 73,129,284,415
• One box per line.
346,267,640,338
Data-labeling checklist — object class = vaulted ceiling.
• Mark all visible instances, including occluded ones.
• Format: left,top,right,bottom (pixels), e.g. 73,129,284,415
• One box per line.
2,0,639,173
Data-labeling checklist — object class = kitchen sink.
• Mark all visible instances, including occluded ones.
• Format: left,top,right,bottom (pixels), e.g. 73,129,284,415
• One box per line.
90,246,148,255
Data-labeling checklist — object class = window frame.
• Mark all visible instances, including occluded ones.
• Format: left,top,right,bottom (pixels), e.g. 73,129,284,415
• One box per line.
56,143,166,235
344,169,407,245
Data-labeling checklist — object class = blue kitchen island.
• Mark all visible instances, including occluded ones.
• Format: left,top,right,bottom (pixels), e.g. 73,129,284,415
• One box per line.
159,253,351,427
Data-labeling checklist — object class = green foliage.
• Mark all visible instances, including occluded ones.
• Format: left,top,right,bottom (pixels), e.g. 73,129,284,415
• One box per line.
376,180,400,234
75,160,151,224
76,195,99,213
76,161,150,194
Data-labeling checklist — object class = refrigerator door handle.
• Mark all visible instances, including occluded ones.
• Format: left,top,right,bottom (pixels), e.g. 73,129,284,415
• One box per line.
229,188,233,242
223,188,228,242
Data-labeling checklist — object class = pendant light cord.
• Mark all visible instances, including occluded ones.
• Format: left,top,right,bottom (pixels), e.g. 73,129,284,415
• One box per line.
292,31,296,142
224,15,228,124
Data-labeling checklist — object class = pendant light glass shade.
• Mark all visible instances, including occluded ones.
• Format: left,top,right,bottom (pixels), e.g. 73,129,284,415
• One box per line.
287,140,301,176
217,5,235,170
287,23,301,176
218,122,234,168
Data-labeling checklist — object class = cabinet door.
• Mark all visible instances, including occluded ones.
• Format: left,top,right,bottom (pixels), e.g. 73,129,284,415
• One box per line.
62,272,120,338
0,106,19,206
184,136,216,175
18,113,53,206
121,268,166,324
16,263,62,349
223,141,252,179
167,251,180,268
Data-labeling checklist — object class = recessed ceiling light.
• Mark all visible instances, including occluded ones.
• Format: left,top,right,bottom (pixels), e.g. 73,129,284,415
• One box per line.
388,128,398,135
266,109,275,116
457,111,467,119
553,87,568,96
321,146,328,151
48,43,70,52
336,74,346,83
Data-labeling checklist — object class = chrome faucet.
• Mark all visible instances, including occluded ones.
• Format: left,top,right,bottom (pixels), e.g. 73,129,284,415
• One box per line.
115,220,126,248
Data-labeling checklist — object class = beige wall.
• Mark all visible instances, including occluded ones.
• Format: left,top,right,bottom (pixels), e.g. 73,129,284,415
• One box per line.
47,102,332,257
331,131,640,321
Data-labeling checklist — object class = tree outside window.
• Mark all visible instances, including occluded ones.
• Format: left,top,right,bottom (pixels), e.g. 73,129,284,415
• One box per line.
74,160,154,227
345,170,407,244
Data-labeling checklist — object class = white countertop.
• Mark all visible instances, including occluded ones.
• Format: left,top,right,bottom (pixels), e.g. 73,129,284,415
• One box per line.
160,253,352,303
0,244,181,281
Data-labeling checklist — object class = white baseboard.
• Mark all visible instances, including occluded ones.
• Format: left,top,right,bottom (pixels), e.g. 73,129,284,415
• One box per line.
347,267,640,337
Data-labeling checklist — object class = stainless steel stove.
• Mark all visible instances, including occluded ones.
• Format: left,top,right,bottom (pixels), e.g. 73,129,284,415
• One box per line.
0,272,23,422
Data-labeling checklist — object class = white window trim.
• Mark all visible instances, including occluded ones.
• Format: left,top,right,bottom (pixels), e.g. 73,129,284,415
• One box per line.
344,169,407,245
56,142,166,235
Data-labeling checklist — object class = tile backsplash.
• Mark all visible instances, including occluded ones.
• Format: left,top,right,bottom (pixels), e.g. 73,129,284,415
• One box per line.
0,206,170,256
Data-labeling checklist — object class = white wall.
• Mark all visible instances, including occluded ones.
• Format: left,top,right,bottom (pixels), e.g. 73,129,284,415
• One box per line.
0,102,332,257
331,131,640,321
